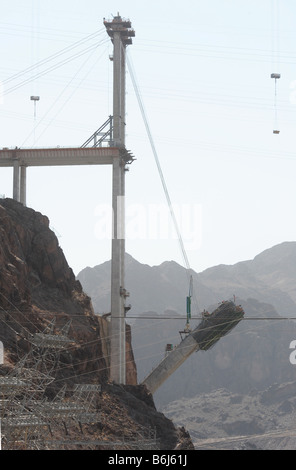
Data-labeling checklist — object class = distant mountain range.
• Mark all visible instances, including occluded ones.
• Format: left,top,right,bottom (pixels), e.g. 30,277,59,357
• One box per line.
77,242,296,407
162,382,296,449
78,242,296,317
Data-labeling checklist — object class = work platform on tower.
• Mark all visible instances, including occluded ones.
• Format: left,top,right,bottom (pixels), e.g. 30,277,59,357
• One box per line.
0,146,134,167
0,145,134,206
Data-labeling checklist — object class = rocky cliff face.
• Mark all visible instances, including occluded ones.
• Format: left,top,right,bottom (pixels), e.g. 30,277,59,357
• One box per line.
0,198,137,386
0,199,192,449
0,198,109,384
162,381,296,450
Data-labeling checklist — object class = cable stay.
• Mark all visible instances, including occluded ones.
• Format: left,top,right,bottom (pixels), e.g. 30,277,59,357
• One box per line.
127,54,190,269
127,52,202,352
127,53,200,318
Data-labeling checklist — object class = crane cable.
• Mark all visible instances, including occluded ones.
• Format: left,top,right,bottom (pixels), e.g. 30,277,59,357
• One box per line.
126,51,200,318
126,54,190,270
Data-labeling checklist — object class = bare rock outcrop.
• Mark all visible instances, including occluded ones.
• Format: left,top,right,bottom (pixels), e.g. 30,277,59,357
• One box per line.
0,198,111,385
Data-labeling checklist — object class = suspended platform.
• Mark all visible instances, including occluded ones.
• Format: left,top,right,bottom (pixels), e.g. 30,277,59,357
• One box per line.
142,301,244,394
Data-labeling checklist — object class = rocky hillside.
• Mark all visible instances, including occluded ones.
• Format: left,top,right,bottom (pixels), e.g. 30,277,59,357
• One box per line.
0,198,115,385
162,381,296,450
199,241,296,317
0,198,193,450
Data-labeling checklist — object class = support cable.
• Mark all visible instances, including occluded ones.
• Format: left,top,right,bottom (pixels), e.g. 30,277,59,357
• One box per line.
3,29,105,86
127,52,199,315
3,39,108,97
22,43,108,147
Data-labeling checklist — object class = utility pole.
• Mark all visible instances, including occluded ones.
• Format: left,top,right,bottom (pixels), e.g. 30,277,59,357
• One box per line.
104,14,135,384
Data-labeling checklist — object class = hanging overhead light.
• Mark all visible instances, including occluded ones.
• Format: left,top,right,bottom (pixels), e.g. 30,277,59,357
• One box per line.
271,73,280,134
271,0,280,134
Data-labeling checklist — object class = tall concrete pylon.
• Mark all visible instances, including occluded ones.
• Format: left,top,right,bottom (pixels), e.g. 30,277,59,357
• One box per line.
104,15,135,384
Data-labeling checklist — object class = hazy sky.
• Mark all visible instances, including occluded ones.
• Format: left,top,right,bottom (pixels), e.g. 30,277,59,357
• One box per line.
0,0,296,276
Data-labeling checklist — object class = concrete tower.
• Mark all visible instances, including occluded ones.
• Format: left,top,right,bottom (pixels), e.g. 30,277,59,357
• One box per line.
104,15,135,384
